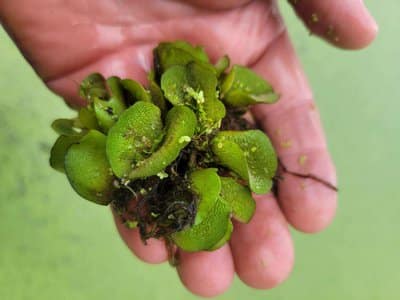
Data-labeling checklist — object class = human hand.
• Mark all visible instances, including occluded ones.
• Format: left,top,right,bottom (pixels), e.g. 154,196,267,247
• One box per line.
0,0,377,296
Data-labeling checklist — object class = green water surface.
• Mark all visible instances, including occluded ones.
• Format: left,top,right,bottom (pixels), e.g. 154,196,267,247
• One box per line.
0,1,398,299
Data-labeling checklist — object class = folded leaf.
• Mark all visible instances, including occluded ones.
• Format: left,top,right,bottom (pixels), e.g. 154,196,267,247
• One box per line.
172,197,230,252
50,135,82,173
77,107,99,130
160,65,188,106
148,71,167,114
121,79,151,103
51,119,80,136
220,177,255,223
172,169,232,251
79,73,108,101
161,62,225,132
214,55,230,77
64,130,114,205
93,76,127,132
154,40,211,75
190,168,221,225
220,65,278,107
106,101,163,178
211,130,277,194
208,220,233,251
128,105,197,180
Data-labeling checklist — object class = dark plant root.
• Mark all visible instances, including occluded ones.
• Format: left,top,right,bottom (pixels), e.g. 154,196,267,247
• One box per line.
111,169,198,242
220,107,256,131
165,238,180,267
274,158,339,196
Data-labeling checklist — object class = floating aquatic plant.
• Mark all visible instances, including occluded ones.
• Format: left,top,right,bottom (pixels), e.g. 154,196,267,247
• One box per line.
50,41,279,253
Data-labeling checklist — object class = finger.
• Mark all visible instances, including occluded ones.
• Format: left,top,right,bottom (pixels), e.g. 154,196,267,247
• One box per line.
177,245,235,297
288,0,378,49
113,212,168,264
46,44,155,106
251,30,337,233
178,0,252,10
230,194,294,289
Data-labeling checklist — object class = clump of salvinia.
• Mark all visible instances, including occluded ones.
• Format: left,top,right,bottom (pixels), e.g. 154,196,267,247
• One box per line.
50,41,279,252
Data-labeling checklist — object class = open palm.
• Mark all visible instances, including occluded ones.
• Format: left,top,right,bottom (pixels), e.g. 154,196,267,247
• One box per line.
0,0,377,296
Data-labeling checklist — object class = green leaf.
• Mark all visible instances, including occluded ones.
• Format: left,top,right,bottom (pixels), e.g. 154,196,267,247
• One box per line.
211,130,277,194
190,168,221,225
171,169,234,251
64,130,114,205
214,55,230,77
148,71,167,114
160,65,188,106
77,107,99,130
51,119,80,136
220,177,255,223
106,101,164,178
93,76,127,132
154,40,211,75
208,220,233,251
172,197,231,252
49,135,82,173
128,105,197,180
121,79,151,103
161,62,225,132
187,62,226,131
220,65,279,107
79,73,108,101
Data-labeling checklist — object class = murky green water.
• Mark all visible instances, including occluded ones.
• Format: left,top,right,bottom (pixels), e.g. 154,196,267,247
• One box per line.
1,1,398,299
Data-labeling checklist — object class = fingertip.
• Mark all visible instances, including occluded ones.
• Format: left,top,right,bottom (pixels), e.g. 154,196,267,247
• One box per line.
349,14,379,50
278,174,338,233
332,5,379,50
129,234,169,264
236,242,294,290
113,214,168,264
231,195,294,289
290,0,378,50
177,245,234,297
